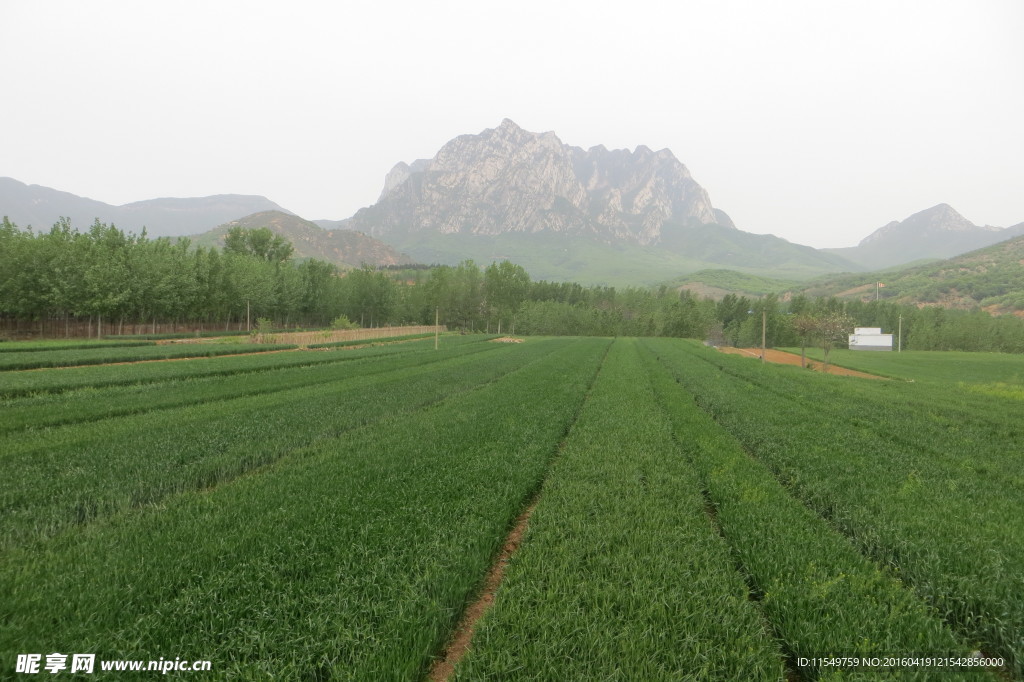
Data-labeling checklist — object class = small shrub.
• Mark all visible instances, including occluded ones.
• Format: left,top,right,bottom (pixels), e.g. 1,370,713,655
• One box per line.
331,315,358,330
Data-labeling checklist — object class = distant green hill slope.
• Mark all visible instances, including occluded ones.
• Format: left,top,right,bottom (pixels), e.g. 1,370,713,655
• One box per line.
192,211,414,268
394,224,861,287
667,269,802,299
339,119,863,286
787,234,1024,313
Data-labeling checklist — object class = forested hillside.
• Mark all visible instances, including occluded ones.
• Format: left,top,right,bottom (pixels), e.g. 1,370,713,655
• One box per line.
789,234,1024,314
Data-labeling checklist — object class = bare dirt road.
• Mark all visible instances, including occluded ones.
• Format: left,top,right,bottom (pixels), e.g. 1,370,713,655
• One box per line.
717,347,886,379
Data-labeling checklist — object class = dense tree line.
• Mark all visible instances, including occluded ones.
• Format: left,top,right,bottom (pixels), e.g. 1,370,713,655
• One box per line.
4,217,1024,351
401,263,718,337
0,219,350,331
714,293,1024,354
0,219,719,339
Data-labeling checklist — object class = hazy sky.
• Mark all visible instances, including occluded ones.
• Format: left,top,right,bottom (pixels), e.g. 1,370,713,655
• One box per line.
2,0,1021,248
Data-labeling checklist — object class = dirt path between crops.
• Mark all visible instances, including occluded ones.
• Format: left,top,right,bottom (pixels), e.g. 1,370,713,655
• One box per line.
427,498,537,681
16,335,440,372
718,347,887,379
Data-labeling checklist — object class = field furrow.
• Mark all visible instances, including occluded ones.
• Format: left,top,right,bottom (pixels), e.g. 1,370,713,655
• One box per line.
0,334,486,399
646,338,1023,677
0,338,497,434
640,339,994,681
2,335,1018,680
454,339,785,680
0,339,556,549
0,338,610,679
0,343,296,371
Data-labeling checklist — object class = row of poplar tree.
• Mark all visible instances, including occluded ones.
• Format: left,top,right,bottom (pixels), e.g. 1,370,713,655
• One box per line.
2,217,1023,351
0,218,717,336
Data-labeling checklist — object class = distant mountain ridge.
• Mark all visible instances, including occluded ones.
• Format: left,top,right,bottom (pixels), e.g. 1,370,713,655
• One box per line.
825,203,1024,269
7,133,1021,287
191,211,413,269
791,231,1024,314
338,119,861,283
347,118,723,245
0,176,292,237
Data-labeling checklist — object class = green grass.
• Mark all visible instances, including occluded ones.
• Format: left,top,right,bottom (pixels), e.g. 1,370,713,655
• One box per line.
0,335,482,398
106,329,262,340
1,336,1017,679
0,339,497,435
457,339,785,680
0,339,156,352
0,342,294,371
782,347,1024,385
642,338,994,680
0,340,552,549
667,341,1024,676
1,337,609,679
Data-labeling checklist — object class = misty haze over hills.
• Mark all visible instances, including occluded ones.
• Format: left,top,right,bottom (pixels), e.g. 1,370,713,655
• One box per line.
0,177,291,238
2,120,1021,284
191,211,413,269
826,203,1024,269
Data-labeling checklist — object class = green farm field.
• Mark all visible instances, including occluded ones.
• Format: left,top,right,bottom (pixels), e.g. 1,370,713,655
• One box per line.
782,347,1024,385
0,337,1019,680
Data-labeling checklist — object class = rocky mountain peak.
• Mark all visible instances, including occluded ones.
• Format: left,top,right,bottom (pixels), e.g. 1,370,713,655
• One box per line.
911,203,983,231
347,120,725,246
829,203,1021,269
860,203,984,246
379,162,412,201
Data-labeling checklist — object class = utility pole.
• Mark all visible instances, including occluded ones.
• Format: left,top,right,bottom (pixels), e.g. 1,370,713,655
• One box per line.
761,309,766,363
898,313,903,352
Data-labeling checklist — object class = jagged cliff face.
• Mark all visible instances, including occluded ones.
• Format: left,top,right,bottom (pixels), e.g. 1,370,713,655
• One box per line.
351,119,725,246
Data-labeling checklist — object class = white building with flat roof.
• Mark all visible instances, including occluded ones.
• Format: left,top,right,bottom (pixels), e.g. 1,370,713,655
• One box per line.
849,327,893,351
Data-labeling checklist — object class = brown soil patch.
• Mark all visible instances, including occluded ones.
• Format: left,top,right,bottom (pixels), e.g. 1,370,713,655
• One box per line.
158,325,442,348
427,500,537,681
266,325,441,348
490,337,524,343
718,347,887,380
834,283,875,298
